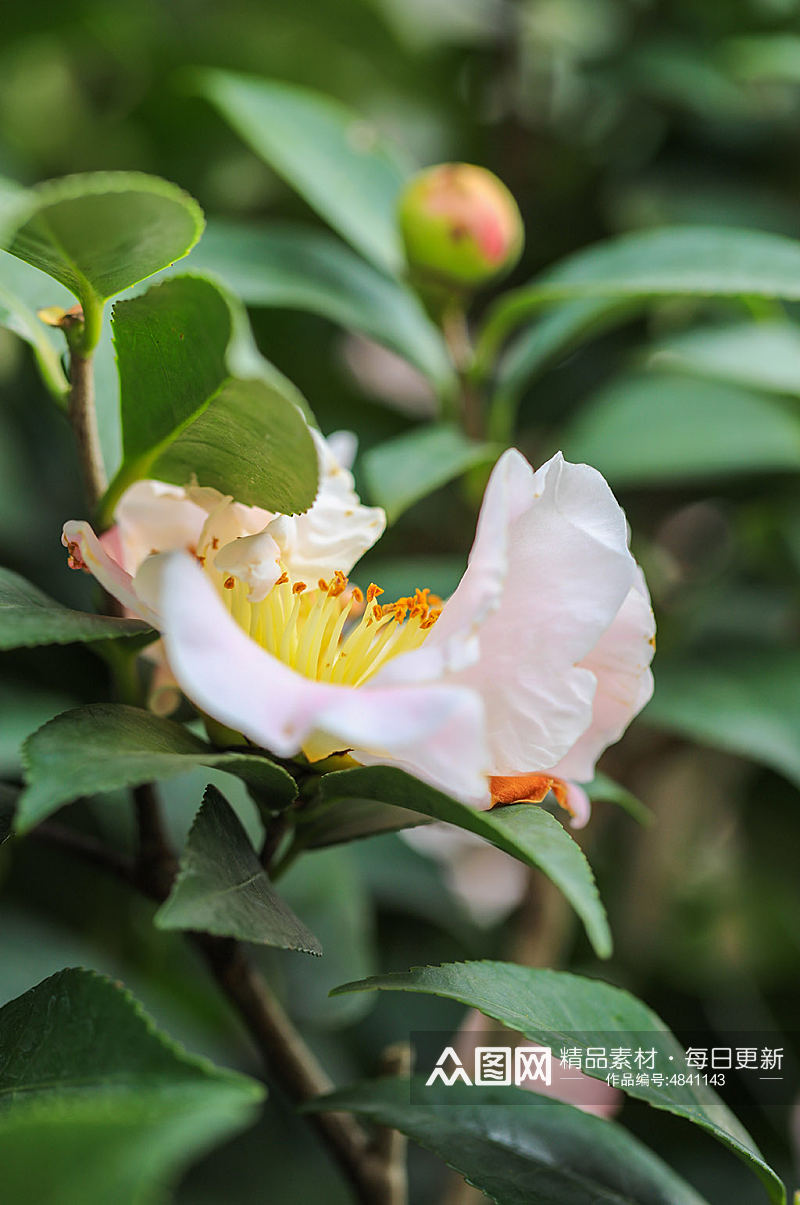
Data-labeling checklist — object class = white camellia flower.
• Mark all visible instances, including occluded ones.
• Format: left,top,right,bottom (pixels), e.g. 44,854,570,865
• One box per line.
62,431,655,815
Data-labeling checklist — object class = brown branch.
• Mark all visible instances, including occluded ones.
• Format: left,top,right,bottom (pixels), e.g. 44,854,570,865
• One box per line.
131,782,177,901
32,819,137,885
259,811,289,871
368,1044,411,1205
67,351,107,510
195,936,396,1204
36,789,402,1202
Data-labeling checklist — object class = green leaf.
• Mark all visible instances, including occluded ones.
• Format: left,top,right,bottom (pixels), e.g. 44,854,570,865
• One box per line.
478,225,800,362
561,374,800,487
0,784,16,844
102,274,318,522
489,297,638,439
644,649,800,790
0,566,152,650
186,219,453,391
3,173,204,314
0,968,263,1205
651,322,800,397
361,425,501,523
0,252,69,401
307,1077,711,1205
198,71,410,273
298,795,429,849
332,961,784,1205
317,766,611,958
588,773,653,827
156,785,321,954
273,845,375,1028
17,703,297,832
0,683,74,778
0,178,30,242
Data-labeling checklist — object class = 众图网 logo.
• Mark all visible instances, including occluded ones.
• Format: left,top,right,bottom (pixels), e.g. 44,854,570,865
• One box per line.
424,1045,552,1088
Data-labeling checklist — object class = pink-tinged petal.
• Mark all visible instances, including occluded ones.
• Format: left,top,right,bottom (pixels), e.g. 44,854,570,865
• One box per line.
346,687,490,807
187,483,273,534
371,450,529,690
434,450,638,774
111,480,207,573
195,492,270,557
269,428,386,581
213,529,283,602
153,552,490,803
563,781,591,830
61,521,158,624
551,567,655,783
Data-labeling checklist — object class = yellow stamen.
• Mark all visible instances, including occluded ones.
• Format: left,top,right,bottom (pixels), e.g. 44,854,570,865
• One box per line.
208,562,439,686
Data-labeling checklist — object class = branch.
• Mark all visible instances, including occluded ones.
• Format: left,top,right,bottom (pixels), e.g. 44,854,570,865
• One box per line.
196,936,397,1203
132,782,177,901
32,819,137,885
127,787,403,1203
67,350,107,511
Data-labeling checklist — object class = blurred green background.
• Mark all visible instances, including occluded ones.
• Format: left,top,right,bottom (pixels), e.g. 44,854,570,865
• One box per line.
1,1,800,1201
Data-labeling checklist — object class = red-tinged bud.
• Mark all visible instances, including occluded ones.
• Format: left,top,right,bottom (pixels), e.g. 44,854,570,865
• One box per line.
398,163,524,294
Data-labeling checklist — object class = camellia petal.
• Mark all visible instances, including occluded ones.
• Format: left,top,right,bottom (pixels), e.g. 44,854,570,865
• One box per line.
264,429,386,582
433,450,639,774
112,480,207,572
152,552,491,803
61,520,159,625
550,566,655,783
213,528,283,602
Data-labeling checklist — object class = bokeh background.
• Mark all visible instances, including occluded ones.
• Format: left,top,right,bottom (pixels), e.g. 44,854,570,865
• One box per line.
1,1,799,1201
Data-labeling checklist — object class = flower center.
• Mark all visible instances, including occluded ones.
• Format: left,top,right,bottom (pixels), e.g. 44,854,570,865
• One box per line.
207,560,441,686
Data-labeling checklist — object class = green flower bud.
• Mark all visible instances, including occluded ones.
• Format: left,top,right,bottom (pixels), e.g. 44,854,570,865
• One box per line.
398,163,524,293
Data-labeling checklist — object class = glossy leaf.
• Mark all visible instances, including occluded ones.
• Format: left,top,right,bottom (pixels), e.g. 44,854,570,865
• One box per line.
361,425,500,523
187,219,453,390
478,225,800,362
588,773,653,827
0,251,69,400
0,968,263,1205
650,322,800,396
17,703,297,832
0,178,30,241
102,274,318,522
198,71,409,273
561,374,800,487
0,566,152,650
298,795,429,849
156,785,320,953
317,766,611,958
3,172,204,307
274,845,376,1028
644,649,800,790
307,1077,710,1205
489,297,638,438
333,961,783,1204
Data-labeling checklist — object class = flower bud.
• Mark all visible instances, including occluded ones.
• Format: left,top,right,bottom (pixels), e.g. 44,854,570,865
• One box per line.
398,164,524,293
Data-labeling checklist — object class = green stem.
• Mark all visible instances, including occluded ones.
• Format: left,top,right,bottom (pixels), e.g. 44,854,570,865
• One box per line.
442,304,484,439
486,384,518,446
78,288,104,356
